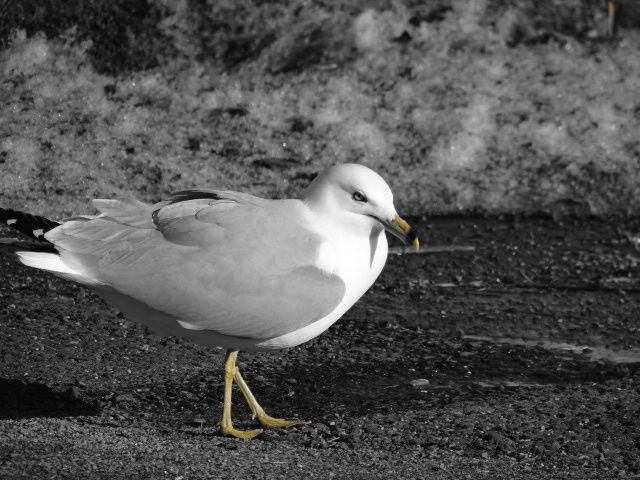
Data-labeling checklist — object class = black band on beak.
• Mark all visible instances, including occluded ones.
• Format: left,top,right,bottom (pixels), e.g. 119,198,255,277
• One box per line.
382,215,420,251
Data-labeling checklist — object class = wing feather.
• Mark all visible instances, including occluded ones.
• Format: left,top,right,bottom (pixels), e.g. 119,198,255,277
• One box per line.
92,198,156,228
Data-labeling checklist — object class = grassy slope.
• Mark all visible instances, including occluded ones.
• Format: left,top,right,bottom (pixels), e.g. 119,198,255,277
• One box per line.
1,0,640,216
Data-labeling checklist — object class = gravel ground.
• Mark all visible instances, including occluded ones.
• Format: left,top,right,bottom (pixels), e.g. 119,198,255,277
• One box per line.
1,216,640,479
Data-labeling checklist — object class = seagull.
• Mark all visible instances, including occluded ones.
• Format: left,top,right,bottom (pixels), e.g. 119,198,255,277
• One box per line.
0,163,419,438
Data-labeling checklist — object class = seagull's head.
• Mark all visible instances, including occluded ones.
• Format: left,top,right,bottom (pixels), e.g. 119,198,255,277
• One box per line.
302,163,419,251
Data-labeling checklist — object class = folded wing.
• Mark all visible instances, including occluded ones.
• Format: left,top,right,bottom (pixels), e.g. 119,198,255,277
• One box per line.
45,191,345,340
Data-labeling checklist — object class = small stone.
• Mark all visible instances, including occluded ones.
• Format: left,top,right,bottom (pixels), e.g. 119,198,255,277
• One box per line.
410,378,430,388
189,416,206,426
114,393,133,403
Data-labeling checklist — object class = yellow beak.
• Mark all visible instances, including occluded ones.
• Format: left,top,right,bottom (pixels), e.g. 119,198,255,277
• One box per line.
383,215,420,251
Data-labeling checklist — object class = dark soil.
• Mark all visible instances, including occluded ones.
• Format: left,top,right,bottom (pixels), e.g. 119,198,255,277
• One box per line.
1,216,640,479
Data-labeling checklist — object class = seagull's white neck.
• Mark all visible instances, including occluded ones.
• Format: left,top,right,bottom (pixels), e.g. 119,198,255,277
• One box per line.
301,178,339,214
302,193,387,282
299,167,390,291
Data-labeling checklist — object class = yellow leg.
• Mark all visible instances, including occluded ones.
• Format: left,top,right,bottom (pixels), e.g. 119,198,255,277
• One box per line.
233,368,310,428
219,350,263,439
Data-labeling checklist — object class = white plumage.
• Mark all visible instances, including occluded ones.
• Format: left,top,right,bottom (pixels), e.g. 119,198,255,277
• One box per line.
13,164,416,351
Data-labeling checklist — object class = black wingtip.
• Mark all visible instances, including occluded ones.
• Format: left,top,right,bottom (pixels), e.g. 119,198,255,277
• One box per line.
0,237,58,253
0,208,60,242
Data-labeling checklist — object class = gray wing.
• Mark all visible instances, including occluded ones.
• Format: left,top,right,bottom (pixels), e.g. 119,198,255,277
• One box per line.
46,191,346,340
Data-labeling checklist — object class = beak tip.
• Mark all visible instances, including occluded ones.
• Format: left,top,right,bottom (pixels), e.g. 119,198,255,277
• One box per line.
406,225,420,252
389,215,421,251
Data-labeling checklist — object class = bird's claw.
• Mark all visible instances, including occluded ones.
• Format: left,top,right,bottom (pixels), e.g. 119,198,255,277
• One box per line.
220,420,263,439
255,411,310,428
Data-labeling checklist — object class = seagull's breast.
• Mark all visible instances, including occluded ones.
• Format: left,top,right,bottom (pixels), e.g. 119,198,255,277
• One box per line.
257,225,388,349
322,228,387,303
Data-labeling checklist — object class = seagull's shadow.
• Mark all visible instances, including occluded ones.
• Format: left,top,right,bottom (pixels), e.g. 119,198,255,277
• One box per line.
0,378,99,420
238,337,640,421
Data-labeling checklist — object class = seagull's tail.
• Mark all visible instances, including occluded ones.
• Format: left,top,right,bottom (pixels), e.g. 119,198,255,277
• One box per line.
1,208,101,284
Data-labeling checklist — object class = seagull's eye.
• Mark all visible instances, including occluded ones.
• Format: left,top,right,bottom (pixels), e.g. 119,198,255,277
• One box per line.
352,191,367,203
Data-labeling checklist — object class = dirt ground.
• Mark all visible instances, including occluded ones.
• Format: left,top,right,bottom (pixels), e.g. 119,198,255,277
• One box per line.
1,215,640,479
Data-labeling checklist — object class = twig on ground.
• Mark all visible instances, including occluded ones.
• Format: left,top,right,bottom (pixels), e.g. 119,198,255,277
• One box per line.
389,245,476,255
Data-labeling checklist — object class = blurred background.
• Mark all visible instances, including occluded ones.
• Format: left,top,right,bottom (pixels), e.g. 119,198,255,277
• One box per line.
1,0,639,217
